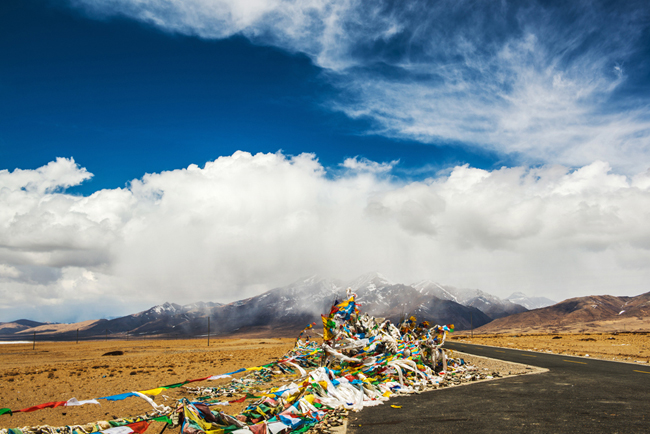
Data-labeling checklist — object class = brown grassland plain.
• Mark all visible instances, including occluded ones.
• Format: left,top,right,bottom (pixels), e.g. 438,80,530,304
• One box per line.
451,332,650,363
0,338,296,430
0,336,544,432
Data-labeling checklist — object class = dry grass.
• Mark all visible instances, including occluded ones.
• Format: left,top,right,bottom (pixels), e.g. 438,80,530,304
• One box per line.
0,338,295,429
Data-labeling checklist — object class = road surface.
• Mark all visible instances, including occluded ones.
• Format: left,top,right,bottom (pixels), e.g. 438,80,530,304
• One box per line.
347,342,650,433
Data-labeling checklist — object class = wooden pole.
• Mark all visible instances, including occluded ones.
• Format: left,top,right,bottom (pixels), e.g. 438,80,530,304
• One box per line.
76,328,79,344
207,317,210,347
33,331,36,350
470,312,473,338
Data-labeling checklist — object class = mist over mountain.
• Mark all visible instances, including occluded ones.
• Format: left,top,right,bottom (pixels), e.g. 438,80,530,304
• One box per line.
340,273,494,330
412,280,528,319
0,273,533,340
505,292,556,310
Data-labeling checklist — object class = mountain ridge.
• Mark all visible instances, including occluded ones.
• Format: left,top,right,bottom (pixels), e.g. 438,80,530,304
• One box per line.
0,273,539,340
474,291,650,334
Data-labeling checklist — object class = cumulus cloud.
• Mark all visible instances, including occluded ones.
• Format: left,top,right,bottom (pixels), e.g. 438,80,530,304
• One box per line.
0,157,92,194
70,0,650,172
2,153,650,322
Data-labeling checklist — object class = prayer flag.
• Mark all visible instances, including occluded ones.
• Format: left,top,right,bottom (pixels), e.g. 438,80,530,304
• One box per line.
16,401,67,413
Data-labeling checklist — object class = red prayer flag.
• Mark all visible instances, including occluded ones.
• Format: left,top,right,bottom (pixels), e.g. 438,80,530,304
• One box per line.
16,401,67,413
127,421,151,434
248,422,268,434
185,376,210,384
229,396,247,404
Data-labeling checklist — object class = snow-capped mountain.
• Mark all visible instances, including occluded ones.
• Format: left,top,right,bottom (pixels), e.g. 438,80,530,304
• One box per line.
231,272,492,331
137,302,183,317
505,292,556,310
0,273,535,340
412,280,460,301
412,280,527,319
351,281,491,330
137,301,224,317
346,271,394,293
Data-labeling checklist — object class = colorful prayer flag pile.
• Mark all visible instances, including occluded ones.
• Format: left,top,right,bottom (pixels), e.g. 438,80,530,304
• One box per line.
1,288,475,434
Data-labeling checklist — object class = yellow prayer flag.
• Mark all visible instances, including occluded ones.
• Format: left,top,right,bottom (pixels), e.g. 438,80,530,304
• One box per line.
322,315,334,340
139,387,165,396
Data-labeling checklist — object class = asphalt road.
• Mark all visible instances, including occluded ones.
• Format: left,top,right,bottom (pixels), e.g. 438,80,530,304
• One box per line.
347,342,650,433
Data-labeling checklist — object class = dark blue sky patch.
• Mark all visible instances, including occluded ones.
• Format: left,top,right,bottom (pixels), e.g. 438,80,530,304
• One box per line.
0,0,509,194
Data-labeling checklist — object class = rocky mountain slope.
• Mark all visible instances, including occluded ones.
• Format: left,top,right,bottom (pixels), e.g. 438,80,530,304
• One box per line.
474,292,650,334
412,280,528,319
345,273,492,330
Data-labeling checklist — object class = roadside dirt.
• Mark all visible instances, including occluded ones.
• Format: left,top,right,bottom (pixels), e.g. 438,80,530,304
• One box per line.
450,332,650,364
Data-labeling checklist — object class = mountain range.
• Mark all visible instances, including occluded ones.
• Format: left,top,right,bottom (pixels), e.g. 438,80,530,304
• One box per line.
474,291,650,334
0,272,554,341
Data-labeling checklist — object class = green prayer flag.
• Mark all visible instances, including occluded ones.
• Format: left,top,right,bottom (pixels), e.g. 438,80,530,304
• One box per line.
151,416,173,424
0,408,12,416
294,421,317,433
162,381,187,389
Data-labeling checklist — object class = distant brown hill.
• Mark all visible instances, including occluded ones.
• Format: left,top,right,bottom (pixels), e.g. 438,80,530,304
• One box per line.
0,319,46,335
474,291,650,334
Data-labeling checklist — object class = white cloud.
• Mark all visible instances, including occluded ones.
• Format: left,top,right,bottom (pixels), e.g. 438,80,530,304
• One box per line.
2,154,650,321
0,264,20,279
0,157,92,194
71,0,650,172
341,157,397,173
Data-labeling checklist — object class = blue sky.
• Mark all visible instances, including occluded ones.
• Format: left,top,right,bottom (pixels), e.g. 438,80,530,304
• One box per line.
2,0,650,322
1,0,503,195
